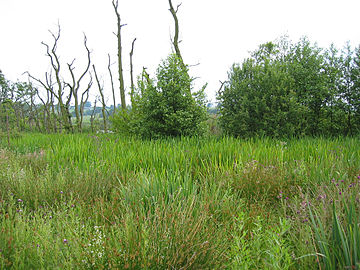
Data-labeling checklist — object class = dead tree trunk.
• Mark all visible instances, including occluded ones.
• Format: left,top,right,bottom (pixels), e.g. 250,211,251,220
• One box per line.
108,54,116,114
168,0,184,65
112,0,126,110
90,98,98,133
129,38,136,105
92,65,107,133
79,78,91,131
66,34,92,132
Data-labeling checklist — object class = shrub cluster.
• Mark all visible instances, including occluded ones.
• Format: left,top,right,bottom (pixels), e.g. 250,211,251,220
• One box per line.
111,54,207,138
218,38,360,138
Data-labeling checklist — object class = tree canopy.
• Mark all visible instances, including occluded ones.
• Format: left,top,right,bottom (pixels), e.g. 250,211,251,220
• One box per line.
218,38,360,138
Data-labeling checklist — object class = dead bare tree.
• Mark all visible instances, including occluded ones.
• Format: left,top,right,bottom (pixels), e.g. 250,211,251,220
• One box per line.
129,38,136,105
27,24,94,133
108,54,116,114
26,24,73,132
90,98,98,133
168,0,184,65
92,64,107,133
112,0,127,110
42,24,73,132
79,76,91,132
66,34,92,132
26,71,59,133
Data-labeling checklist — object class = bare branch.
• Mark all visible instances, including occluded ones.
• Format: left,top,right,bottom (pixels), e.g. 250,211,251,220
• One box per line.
112,0,126,110
168,0,184,65
175,3,182,13
130,38,137,104
108,54,116,112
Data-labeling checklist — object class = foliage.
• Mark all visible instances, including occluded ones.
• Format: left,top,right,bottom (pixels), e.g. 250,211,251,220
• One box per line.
0,70,39,134
112,54,208,138
218,37,360,138
0,134,360,268
309,197,360,269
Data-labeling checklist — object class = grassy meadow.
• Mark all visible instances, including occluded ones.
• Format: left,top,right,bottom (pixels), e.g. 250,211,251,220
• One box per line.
0,133,359,269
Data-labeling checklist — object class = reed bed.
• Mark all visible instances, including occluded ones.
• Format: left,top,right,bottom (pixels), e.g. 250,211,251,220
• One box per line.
0,134,359,269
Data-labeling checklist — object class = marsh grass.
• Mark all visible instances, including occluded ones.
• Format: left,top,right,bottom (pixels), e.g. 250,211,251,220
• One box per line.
0,134,359,269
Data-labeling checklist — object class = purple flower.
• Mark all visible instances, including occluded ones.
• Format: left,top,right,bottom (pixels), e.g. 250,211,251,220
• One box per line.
341,180,344,183
60,191,63,194
357,175,360,179
17,199,23,202
339,191,342,195
63,239,68,244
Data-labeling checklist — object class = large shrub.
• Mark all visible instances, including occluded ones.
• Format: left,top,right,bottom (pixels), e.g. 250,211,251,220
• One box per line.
218,38,360,138
112,54,207,138
218,42,306,138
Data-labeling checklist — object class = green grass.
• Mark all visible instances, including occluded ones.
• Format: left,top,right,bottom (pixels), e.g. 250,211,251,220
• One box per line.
0,134,359,269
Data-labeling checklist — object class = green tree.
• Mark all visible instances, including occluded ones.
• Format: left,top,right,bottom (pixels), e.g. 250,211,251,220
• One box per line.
112,54,207,138
218,41,305,138
323,44,346,135
0,69,10,103
350,45,360,133
287,38,329,136
337,43,360,135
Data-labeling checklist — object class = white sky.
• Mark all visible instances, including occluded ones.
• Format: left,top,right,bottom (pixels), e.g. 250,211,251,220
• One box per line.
1,0,360,104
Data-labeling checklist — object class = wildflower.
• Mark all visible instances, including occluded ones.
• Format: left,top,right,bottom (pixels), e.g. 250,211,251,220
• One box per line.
339,191,342,195
63,239,68,244
60,191,63,194
17,199,23,202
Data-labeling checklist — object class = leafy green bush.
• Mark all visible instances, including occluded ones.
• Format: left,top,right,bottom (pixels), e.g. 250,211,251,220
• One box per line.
218,38,360,138
111,54,208,138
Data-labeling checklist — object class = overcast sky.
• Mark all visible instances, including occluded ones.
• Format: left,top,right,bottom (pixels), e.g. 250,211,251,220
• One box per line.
1,0,360,104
